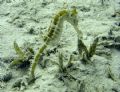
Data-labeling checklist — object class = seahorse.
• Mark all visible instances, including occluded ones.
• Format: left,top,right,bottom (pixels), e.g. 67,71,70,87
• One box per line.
30,8,83,78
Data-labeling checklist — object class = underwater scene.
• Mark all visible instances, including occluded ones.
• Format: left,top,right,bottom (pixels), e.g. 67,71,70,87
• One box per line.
0,0,120,92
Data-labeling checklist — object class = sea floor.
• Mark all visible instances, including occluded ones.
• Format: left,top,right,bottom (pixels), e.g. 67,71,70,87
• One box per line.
0,0,120,92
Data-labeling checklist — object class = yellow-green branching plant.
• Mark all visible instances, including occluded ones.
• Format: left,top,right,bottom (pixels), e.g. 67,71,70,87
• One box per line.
9,41,34,68
78,38,98,64
55,53,80,81
55,52,73,73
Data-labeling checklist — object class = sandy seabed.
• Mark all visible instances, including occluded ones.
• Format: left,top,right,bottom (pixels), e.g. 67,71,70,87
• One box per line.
0,0,120,92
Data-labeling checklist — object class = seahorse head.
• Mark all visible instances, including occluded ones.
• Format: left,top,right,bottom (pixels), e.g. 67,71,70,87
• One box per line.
66,8,78,26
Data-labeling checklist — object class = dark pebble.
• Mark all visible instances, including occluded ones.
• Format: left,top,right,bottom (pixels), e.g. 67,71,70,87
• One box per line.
115,22,120,26
0,72,12,82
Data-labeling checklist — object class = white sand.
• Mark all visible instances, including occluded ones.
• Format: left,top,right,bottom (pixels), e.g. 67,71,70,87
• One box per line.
0,0,120,92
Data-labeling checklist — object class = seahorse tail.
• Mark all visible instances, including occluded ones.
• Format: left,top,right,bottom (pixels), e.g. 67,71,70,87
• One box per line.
30,44,47,78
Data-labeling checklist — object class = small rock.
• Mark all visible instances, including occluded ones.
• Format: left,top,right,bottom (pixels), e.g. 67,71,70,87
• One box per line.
115,22,120,26
0,72,12,82
115,36,120,42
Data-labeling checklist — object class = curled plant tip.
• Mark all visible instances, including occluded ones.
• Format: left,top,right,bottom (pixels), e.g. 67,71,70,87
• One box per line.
14,41,26,59
77,38,88,56
66,54,73,68
58,52,65,73
88,37,98,58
